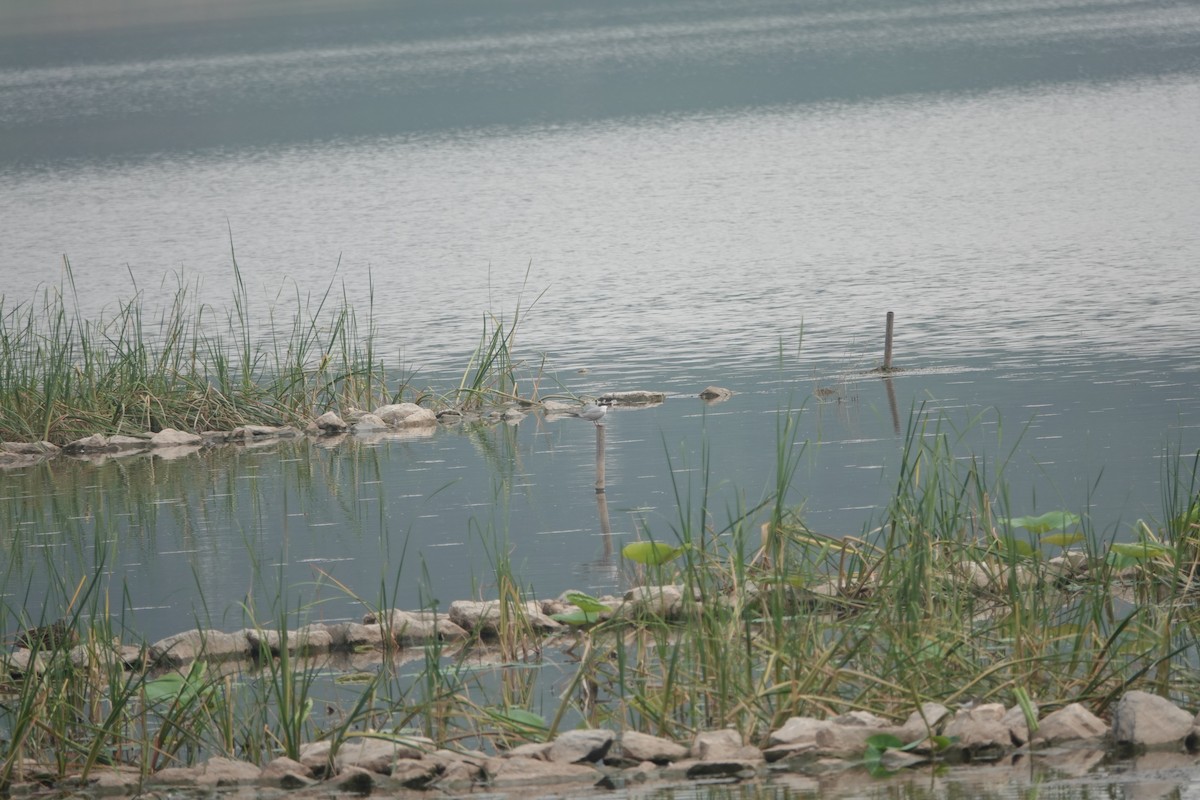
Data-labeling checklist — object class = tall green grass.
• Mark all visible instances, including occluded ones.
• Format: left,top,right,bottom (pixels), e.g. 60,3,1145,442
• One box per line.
0,258,406,445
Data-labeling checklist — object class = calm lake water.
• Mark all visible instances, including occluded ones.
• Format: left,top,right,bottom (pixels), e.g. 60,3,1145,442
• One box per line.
2,0,1199,660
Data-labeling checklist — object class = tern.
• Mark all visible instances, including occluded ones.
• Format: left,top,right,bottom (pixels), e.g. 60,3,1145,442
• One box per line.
574,398,613,425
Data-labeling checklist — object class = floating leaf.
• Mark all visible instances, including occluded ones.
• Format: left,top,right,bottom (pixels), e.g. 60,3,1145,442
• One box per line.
144,661,207,705
622,541,683,565
995,535,1036,559
564,591,610,613
1004,511,1081,535
865,733,907,751
1040,532,1084,548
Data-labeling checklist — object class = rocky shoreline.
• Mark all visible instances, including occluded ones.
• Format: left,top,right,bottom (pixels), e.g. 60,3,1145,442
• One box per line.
0,391,686,469
6,587,1200,797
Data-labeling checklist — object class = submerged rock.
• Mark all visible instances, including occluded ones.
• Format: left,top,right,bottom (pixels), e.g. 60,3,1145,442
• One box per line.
150,428,202,447
62,433,115,453
699,386,733,402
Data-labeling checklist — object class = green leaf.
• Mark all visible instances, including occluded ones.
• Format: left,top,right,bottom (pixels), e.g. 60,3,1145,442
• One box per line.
995,535,1036,558
865,733,906,751
143,661,207,705
563,591,610,613
551,609,601,626
1003,511,1081,535
622,541,683,565
1040,532,1084,547
484,707,549,738
1108,541,1172,564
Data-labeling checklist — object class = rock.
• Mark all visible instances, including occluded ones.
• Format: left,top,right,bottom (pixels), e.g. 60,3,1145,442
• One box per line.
899,703,952,739
102,434,148,450
548,729,615,764
314,411,348,433
942,703,1013,756
698,386,733,402
364,609,469,644
328,622,389,651
373,403,437,427
329,765,377,793
482,756,600,787
769,716,829,746
815,712,898,757
1113,690,1193,748
303,736,430,775
152,756,260,786
1,441,60,455
149,629,249,666
231,424,297,440
448,599,563,635
618,585,686,620
501,408,526,423
259,756,315,788
245,624,333,656
85,765,144,793
619,731,689,764
505,742,552,760
603,391,666,406
1032,703,1108,744
1004,703,1037,746
3,649,47,676
390,758,443,788
690,729,762,762
63,434,114,453
428,751,484,789
351,413,388,431
149,428,202,447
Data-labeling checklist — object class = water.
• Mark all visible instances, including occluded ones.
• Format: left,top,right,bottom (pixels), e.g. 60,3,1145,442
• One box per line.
1,0,1199,645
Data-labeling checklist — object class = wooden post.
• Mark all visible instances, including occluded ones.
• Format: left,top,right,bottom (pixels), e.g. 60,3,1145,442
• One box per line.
595,423,606,493
883,311,895,372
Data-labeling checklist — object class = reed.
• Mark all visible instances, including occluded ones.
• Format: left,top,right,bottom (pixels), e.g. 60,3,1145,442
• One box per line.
0,259,420,445
4,379,1200,784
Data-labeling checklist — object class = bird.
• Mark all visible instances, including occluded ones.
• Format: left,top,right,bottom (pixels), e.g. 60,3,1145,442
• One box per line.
574,397,613,425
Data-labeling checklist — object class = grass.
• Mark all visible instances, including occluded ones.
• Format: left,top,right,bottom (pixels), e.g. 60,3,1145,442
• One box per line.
4,404,1200,787
0,254,486,446
4,276,1200,786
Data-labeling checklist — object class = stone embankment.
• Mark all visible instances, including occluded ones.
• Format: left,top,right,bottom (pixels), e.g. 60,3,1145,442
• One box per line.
5,685,1200,797
6,583,1200,796
0,390,691,468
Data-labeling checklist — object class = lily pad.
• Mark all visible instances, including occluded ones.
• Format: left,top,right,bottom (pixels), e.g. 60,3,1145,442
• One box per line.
1040,532,1084,547
622,541,684,565
563,591,610,613
1004,511,1081,535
